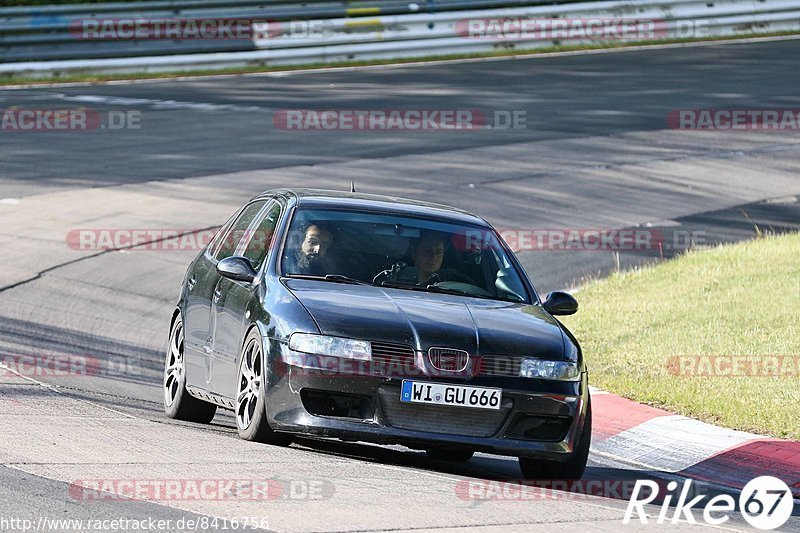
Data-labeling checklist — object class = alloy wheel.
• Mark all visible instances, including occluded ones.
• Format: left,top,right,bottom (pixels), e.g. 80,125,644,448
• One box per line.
236,337,263,430
164,319,185,408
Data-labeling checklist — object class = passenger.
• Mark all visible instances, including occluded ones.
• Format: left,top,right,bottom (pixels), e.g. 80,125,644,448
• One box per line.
411,231,447,284
377,231,472,286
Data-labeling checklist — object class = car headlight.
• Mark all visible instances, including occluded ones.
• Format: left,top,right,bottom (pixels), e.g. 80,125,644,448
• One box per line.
519,358,580,381
288,333,371,361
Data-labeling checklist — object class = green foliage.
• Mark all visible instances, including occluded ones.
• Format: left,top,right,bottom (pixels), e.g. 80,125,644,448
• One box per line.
563,232,800,439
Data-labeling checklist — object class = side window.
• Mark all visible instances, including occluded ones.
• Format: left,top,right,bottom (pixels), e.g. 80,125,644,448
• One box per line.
492,249,527,302
213,201,266,261
206,208,243,257
240,202,281,270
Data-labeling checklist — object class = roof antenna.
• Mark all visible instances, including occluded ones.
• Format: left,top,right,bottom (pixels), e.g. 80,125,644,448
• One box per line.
350,180,356,193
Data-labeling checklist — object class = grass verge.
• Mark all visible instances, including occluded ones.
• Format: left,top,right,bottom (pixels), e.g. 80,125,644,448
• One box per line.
1,31,799,87
561,232,800,440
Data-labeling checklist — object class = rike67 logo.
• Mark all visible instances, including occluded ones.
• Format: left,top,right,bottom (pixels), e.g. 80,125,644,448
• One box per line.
624,476,794,530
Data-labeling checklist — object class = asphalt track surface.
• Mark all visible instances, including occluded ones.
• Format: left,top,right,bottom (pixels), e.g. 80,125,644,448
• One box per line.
1,39,800,531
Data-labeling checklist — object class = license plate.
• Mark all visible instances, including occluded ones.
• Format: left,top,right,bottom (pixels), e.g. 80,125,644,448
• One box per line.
400,380,502,410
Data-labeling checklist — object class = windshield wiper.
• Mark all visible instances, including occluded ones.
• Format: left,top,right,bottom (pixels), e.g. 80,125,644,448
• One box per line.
380,281,468,297
423,284,470,296
379,281,429,291
285,274,371,286
381,280,521,302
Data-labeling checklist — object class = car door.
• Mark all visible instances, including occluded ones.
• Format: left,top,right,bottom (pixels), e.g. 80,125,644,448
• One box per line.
185,200,267,391
211,200,283,398
183,208,243,386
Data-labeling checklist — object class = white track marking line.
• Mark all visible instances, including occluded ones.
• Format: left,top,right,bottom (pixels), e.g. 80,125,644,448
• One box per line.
0,361,139,420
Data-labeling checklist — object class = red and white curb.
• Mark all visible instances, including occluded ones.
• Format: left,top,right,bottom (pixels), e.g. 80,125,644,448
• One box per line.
589,387,800,500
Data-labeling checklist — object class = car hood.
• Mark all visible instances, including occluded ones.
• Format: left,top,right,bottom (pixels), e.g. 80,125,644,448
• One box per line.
283,279,566,360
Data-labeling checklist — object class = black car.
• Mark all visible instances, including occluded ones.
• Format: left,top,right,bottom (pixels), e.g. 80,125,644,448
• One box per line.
164,188,591,479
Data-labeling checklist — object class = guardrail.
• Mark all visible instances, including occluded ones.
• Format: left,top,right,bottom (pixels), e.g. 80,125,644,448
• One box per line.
0,0,588,62
1,0,799,76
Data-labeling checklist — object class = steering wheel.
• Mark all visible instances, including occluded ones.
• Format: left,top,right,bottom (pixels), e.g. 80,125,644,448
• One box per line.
373,261,409,285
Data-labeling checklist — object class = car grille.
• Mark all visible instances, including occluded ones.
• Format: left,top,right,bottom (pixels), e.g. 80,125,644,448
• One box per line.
370,342,418,377
428,347,469,372
377,385,513,438
368,345,533,379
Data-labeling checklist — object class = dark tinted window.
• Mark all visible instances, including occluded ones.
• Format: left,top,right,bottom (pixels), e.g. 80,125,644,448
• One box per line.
214,201,266,261
206,208,242,257
241,202,281,269
281,208,530,303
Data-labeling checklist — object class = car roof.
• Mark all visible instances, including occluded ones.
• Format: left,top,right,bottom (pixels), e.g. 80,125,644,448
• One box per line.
255,188,490,227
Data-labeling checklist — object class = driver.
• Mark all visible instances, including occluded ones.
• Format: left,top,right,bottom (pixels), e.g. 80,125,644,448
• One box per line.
285,223,337,276
377,231,472,286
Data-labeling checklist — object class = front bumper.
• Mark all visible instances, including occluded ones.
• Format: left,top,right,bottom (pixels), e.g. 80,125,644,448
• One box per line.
266,354,589,461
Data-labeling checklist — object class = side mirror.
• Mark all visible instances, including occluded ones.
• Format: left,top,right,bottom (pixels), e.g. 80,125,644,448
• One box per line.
217,256,257,283
543,291,578,316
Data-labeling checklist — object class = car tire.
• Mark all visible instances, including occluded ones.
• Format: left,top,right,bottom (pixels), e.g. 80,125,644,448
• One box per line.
425,448,475,462
163,313,217,423
519,396,592,480
235,329,292,446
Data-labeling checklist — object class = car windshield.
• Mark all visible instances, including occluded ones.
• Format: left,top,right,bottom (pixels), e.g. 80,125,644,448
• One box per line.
280,208,531,303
